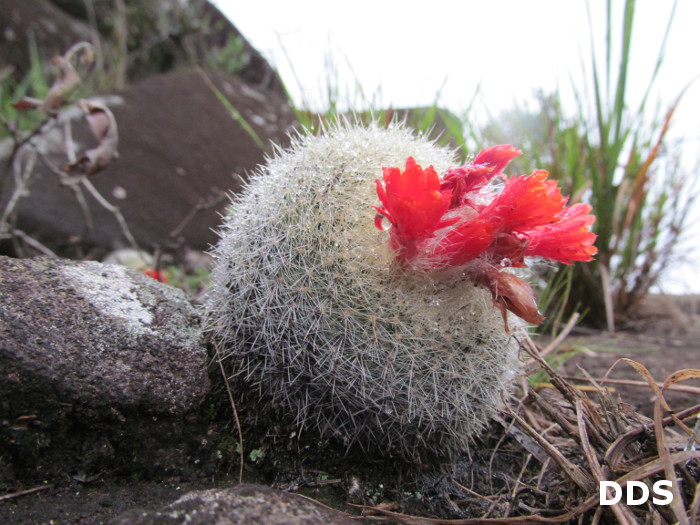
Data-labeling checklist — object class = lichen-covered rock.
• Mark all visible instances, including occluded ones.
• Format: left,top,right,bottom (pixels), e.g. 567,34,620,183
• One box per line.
109,484,356,525
0,255,209,481
206,123,525,459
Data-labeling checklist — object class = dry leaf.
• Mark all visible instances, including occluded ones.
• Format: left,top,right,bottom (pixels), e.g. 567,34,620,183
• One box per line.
65,100,119,176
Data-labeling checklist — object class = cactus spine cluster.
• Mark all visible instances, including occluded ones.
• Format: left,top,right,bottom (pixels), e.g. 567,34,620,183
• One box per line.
206,123,525,458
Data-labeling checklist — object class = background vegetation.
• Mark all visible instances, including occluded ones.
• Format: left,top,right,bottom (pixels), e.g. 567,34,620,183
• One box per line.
1,0,695,330
284,0,695,332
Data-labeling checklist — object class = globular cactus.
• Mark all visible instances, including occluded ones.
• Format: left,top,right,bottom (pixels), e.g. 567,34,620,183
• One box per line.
205,122,596,458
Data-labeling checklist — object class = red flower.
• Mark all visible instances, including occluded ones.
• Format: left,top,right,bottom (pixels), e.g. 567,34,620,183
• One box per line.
484,170,566,231
373,157,458,261
524,203,598,264
429,219,494,268
473,144,524,172
373,147,598,325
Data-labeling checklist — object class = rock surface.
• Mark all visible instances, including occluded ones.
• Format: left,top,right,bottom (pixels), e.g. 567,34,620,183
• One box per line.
3,0,286,95
1,69,297,256
109,484,356,525
0,0,94,78
0,255,211,482
1,0,298,257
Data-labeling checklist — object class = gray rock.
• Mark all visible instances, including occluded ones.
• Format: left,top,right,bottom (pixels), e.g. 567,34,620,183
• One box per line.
109,484,356,525
0,256,211,482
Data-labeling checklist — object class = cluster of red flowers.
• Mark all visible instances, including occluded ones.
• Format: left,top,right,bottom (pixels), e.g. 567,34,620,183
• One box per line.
373,145,597,325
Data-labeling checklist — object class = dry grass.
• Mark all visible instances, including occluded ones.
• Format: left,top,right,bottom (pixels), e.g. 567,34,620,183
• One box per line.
344,332,700,524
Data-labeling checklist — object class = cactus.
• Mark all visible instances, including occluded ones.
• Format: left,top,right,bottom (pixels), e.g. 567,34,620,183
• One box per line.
205,122,596,458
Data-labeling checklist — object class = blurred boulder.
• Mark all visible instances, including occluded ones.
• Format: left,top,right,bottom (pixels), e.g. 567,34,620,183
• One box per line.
1,69,296,255
3,0,286,96
0,0,94,78
0,255,211,482
1,0,297,257
109,484,356,525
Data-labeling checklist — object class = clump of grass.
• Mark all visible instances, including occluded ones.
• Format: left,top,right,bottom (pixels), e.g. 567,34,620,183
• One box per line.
480,0,695,331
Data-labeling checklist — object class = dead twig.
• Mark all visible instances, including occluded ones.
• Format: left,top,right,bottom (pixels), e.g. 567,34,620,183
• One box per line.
169,189,228,241
215,341,244,484
523,312,580,368
80,177,140,252
503,406,596,493
562,375,700,396
0,484,54,502
576,399,636,524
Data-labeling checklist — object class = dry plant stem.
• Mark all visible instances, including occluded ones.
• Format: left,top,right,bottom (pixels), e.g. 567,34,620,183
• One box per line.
169,190,228,241
504,406,595,493
654,399,690,525
506,454,532,518
688,416,700,452
82,0,106,85
604,403,700,473
562,376,700,396
575,367,631,440
216,342,244,484
528,391,578,439
449,479,497,505
0,484,54,502
690,482,700,524
353,492,604,524
59,119,93,235
613,450,700,486
112,0,128,90
598,263,615,332
0,149,36,227
1,113,56,199
69,183,94,235
39,154,96,240
79,178,139,252
533,312,579,362
576,400,635,525
9,229,56,257
604,359,700,445
521,336,608,446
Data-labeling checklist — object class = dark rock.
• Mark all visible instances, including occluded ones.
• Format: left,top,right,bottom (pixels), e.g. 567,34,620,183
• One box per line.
0,0,94,79
0,255,211,482
1,69,297,255
49,0,286,94
109,484,356,525
4,0,286,97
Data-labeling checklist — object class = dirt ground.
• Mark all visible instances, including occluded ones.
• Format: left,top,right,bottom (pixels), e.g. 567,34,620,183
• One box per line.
562,294,700,414
1,295,698,524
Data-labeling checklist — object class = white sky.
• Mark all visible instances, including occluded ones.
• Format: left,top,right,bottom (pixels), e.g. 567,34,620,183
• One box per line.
213,0,700,293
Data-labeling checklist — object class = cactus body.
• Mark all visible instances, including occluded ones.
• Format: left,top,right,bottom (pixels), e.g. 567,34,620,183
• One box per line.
206,123,525,457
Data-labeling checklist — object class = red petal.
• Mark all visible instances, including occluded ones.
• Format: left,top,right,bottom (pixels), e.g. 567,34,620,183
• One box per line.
524,203,598,264
473,144,522,172
428,219,494,268
483,170,566,231
440,165,494,208
376,157,452,240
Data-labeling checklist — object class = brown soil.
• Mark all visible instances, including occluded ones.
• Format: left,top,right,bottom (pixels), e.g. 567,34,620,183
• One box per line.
561,294,700,415
1,295,698,524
